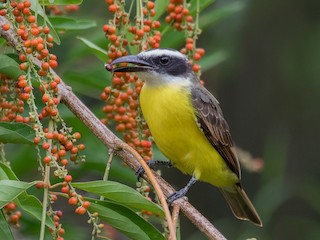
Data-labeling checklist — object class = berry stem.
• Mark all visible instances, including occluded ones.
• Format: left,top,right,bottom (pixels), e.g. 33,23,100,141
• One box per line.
39,119,53,240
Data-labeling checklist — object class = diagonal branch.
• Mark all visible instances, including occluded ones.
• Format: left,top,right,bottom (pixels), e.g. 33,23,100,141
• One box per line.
0,15,226,240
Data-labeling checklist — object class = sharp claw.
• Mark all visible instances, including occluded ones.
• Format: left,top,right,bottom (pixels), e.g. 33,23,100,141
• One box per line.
167,190,186,206
135,166,145,181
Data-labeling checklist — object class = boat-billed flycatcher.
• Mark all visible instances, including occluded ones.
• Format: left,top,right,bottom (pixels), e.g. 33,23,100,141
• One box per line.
106,48,262,226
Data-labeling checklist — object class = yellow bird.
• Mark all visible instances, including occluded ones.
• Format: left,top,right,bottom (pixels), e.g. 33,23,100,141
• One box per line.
107,48,262,226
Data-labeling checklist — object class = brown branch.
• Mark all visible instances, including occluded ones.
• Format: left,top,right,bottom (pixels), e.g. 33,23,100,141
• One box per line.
0,15,226,240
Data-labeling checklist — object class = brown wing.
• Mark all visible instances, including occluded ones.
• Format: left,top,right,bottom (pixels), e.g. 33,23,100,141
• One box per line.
191,86,241,178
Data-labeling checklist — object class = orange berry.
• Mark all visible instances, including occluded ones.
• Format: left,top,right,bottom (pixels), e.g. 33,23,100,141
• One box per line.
61,159,69,166
108,4,117,13
141,140,152,148
2,24,10,31
186,43,193,50
193,53,201,61
77,144,85,150
43,156,51,164
0,9,6,16
5,202,16,211
42,94,50,103
109,34,117,42
36,182,43,189
146,1,154,9
75,206,86,215
49,59,58,69
42,142,50,150
34,136,41,144
73,132,81,139
20,62,28,71
82,201,90,208
70,147,78,154
58,149,66,157
68,196,78,205
61,186,69,193
64,175,72,182
46,132,53,139
192,64,200,72
27,15,36,23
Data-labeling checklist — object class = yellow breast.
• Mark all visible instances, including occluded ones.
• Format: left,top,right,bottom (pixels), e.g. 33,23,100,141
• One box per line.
139,83,238,187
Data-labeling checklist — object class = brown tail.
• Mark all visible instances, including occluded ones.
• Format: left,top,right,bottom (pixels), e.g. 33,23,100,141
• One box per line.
220,185,263,226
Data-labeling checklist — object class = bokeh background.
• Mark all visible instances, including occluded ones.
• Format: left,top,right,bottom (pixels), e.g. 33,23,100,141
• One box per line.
8,0,320,239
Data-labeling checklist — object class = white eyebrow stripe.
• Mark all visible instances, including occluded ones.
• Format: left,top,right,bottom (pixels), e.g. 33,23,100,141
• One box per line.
139,49,186,59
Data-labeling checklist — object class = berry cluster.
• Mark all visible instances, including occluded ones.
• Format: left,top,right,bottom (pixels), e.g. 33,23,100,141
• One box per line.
101,0,160,162
0,74,28,123
166,0,205,79
3,202,21,228
1,1,87,238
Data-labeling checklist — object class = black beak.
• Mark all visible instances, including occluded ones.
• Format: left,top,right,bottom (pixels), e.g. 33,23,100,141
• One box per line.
106,55,155,72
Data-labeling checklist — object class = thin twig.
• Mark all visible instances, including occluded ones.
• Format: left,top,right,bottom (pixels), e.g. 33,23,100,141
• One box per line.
0,15,226,240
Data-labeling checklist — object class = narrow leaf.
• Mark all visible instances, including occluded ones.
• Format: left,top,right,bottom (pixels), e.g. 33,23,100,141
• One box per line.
77,37,108,62
89,201,164,240
0,163,54,228
153,0,170,20
199,50,227,72
0,180,36,208
16,195,55,229
189,0,216,15
48,16,96,31
0,54,24,79
0,210,14,240
72,180,164,216
200,1,245,30
0,122,35,144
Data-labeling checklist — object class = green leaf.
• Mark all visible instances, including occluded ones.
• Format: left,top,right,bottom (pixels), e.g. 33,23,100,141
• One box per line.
0,210,14,240
48,16,96,31
0,162,19,181
189,0,216,15
0,163,55,229
0,180,36,209
0,54,24,79
153,0,170,20
72,180,164,216
62,68,110,98
77,37,108,62
89,201,164,240
199,1,245,30
199,50,228,72
0,122,35,144
29,0,60,44
16,195,55,229
37,0,83,5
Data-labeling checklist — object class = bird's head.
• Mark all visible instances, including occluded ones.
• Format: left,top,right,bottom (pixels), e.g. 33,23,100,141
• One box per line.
106,48,196,86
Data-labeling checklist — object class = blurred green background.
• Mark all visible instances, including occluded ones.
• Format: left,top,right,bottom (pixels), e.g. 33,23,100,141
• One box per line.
7,0,320,239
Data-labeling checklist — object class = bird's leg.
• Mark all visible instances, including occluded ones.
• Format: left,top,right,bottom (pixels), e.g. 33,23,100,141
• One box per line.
167,176,197,205
136,160,172,181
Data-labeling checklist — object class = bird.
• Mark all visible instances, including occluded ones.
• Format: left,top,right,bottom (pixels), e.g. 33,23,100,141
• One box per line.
106,48,262,226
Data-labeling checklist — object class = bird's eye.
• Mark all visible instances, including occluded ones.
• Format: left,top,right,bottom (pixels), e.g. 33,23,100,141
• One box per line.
159,56,170,65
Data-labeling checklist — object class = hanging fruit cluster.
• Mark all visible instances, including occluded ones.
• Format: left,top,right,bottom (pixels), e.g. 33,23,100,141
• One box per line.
1,1,89,238
101,0,162,162
166,0,205,80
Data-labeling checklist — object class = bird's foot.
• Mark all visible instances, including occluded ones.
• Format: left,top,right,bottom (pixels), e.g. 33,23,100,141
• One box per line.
167,189,188,205
135,160,172,181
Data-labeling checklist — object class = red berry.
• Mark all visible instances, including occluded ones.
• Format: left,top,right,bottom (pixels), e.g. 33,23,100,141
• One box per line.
64,175,72,182
82,201,90,208
75,206,86,215
2,24,10,31
68,197,78,205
